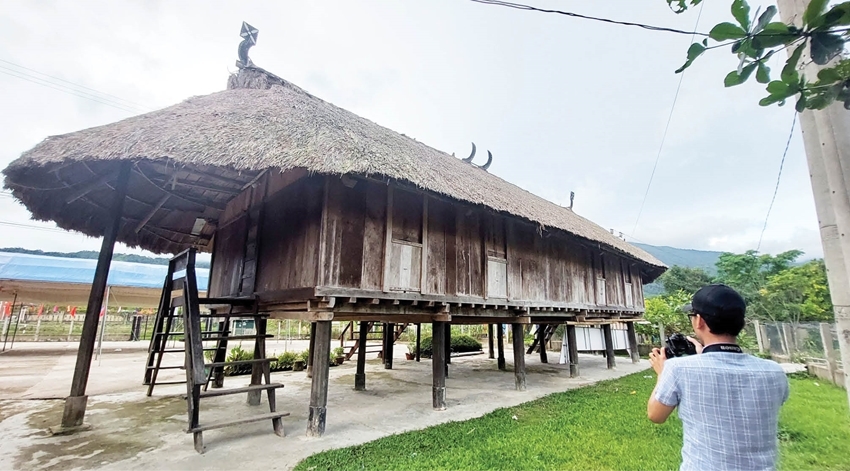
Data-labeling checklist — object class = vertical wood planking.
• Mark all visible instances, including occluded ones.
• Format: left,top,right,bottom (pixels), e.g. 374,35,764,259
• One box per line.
361,183,387,290
426,198,448,295
382,187,394,292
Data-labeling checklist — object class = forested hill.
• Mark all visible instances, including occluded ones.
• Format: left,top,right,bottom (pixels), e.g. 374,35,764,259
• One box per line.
0,247,211,269
632,243,723,275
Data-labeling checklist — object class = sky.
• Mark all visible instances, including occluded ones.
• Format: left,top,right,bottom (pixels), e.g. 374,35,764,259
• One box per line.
0,0,824,262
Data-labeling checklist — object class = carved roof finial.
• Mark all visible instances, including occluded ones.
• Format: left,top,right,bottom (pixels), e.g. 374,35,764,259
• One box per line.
237,22,259,68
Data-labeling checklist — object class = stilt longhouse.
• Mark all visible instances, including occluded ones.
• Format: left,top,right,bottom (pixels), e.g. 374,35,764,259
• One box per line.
2,26,665,451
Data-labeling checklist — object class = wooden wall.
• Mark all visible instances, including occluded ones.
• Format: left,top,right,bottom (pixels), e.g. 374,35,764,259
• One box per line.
209,173,646,309
318,177,647,309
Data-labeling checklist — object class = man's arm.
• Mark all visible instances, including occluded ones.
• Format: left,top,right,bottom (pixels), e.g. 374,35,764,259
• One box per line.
647,347,678,424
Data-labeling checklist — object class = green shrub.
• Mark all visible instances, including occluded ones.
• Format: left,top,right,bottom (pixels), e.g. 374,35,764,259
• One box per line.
299,349,310,363
333,347,345,357
224,345,254,376
420,334,482,357
276,351,298,370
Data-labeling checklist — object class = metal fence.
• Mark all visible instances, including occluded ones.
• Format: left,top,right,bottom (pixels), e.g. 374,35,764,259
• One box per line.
754,320,844,387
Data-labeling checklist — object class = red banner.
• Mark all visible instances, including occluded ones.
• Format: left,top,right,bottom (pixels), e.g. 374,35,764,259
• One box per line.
69,306,77,318
37,304,44,318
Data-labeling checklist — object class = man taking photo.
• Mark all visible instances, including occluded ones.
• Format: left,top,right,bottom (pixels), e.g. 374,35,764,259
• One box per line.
646,284,790,471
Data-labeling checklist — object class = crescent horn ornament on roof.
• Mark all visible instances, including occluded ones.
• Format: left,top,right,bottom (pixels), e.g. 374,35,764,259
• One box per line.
238,22,259,68
480,151,492,171
462,142,476,163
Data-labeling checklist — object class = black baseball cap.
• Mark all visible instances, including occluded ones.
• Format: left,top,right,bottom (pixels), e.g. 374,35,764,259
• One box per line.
682,284,746,319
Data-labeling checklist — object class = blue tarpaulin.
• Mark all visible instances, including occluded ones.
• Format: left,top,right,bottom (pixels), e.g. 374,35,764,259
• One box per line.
0,251,209,290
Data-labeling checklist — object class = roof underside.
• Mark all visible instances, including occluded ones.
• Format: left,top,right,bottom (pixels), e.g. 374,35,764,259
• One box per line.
2,66,666,280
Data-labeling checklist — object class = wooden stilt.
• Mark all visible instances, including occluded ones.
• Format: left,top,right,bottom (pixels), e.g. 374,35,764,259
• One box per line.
415,323,421,362
385,322,394,369
307,322,316,378
602,324,616,369
355,321,367,391
307,320,331,437
487,324,495,359
445,323,451,365
512,323,526,391
567,324,579,378
60,162,131,431
497,323,506,370
538,324,548,364
432,321,447,410
381,322,388,364
626,322,640,363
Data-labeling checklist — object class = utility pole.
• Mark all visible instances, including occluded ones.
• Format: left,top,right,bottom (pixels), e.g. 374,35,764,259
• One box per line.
777,0,850,405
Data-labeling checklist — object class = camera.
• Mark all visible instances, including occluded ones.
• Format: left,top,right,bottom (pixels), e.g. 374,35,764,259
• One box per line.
664,333,697,358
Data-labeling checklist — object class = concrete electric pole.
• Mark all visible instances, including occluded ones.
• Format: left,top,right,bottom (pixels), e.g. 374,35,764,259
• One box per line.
777,0,850,405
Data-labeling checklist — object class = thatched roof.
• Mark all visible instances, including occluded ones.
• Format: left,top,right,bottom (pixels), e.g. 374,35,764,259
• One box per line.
3,66,665,278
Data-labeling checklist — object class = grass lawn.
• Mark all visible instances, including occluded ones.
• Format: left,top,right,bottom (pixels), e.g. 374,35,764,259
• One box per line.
294,370,850,471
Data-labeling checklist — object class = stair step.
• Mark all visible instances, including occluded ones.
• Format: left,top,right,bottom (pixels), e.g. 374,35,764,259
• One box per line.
200,383,283,398
146,365,185,370
157,348,218,353
206,358,274,368
187,411,291,434
155,380,187,385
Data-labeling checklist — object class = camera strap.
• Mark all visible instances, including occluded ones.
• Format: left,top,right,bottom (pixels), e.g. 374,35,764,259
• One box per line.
702,343,743,354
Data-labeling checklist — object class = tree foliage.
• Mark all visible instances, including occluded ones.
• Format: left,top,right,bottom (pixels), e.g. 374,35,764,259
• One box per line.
658,265,713,295
636,290,693,338
669,0,850,111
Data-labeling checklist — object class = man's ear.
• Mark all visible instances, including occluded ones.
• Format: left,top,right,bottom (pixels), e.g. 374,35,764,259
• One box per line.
694,315,708,331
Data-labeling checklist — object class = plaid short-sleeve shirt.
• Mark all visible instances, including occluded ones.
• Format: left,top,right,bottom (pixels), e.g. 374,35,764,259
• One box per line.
655,352,789,471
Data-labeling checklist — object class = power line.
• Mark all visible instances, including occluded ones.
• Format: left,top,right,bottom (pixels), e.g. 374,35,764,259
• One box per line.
756,112,797,252
469,0,710,36
0,59,151,110
631,1,705,237
0,62,150,115
0,220,68,234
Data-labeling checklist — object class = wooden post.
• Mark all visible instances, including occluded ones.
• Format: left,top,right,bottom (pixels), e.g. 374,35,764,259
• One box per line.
432,321,447,410
247,317,266,406
385,322,394,369
497,323,506,370
820,323,838,383
445,323,452,365
783,324,796,355
307,320,331,437
487,324,495,359
753,319,765,353
355,321,368,391
538,324,548,364
415,323,421,362
307,322,317,378
59,162,131,431
626,321,640,364
567,324,579,377
511,323,526,391
381,322,388,365
602,324,616,369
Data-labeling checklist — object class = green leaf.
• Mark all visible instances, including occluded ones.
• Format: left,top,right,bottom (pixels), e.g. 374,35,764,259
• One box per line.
710,22,748,41
817,67,842,84
757,62,771,83
767,80,791,96
796,94,808,112
754,6,777,32
675,42,706,73
811,32,845,65
759,94,784,106
781,44,804,83
818,2,850,29
725,63,757,87
732,0,751,30
804,0,829,28
751,23,795,49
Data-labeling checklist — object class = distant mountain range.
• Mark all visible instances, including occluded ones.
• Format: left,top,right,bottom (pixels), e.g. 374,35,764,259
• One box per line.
0,247,211,268
632,243,723,275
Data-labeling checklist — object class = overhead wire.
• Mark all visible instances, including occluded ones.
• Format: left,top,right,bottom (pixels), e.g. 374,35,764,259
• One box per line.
631,1,705,238
468,0,710,36
756,112,797,252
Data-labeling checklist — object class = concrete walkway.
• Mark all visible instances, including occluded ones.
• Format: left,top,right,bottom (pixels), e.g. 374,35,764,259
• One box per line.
0,341,650,471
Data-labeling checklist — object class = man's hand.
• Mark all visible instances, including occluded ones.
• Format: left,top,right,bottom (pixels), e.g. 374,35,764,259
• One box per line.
649,347,666,376
686,336,704,354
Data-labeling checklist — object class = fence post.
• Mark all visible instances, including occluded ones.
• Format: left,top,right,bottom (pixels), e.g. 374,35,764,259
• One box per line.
820,323,838,383
753,320,765,353
783,324,796,356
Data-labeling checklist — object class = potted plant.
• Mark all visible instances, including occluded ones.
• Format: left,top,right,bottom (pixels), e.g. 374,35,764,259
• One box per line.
293,349,309,371
406,342,417,360
333,347,346,365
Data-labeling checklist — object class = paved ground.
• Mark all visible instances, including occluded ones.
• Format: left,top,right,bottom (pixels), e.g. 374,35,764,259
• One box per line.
0,340,650,471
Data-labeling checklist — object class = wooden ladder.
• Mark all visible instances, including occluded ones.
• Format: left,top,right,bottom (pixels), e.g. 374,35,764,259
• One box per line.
343,321,386,360
142,248,289,453
526,324,557,354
